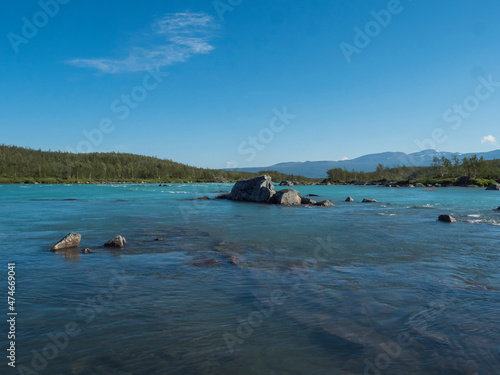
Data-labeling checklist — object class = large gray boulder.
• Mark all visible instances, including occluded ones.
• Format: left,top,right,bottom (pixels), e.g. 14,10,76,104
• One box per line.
104,235,126,248
273,189,302,205
485,183,500,190
51,232,82,251
228,175,275,203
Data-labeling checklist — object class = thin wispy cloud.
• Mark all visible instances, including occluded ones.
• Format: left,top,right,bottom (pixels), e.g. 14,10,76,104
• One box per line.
66,12,218,73
481,135,499,148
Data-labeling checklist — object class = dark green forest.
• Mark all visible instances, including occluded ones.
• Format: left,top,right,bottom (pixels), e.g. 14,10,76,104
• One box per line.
327,156,500,186
0,145,309,184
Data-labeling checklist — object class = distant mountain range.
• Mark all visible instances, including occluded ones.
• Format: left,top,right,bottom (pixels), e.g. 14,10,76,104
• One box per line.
226,149,500,178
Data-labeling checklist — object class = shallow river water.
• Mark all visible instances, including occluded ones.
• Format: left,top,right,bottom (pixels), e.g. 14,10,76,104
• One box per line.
0,183,499,374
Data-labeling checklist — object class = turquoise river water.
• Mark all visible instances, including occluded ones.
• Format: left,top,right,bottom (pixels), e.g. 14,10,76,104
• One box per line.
0,183,499,374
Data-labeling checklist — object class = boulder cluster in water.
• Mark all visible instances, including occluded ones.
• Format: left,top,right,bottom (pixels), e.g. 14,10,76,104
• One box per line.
50,233,126,253
217,175,335,207
50,176,499,253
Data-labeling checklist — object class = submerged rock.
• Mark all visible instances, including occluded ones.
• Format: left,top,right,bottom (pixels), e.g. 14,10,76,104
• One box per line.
301,197,317,205
273,189,302,205
229,255,239,265
485,183,500,190
50,232,82,251
191,259,218,267
345,196,354,202
438,215,457,223
213,193,229,199
227,175,275,203
155,238,165,241
193,196,210,200
104,235,126,248
362,198,377,203
314,200,334,207
306,194,319,197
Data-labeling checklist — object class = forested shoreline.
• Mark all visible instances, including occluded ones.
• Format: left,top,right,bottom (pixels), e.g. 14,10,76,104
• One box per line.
0,145,309,184
327,156,500,186
1,145,499,186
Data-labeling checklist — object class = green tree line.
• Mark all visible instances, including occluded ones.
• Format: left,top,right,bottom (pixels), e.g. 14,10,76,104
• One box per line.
0,145,310,184
327,156,500,185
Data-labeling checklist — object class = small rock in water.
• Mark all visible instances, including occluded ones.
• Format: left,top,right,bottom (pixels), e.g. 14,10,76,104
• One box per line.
104,235,126,248
485,183,500,190
191,259,218,266
314,200,334,207
82,248,92,254
213,194,229,199
50,232,82,251
362,198,377,203
345,196,354,202
438,215,456,223
497,206,500,210
229,255,239,265
194,196,210,200
306,194,319,197
155,238,165,241
300,197,316,205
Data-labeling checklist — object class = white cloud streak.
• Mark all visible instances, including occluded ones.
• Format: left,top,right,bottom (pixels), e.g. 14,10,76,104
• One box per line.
481,135,499,148
66,12,217,73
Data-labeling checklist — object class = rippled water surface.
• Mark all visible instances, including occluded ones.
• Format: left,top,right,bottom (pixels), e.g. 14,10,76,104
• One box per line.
1,183,499,374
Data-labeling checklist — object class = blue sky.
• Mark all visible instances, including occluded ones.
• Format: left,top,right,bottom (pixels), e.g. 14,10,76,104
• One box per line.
2,0,500,169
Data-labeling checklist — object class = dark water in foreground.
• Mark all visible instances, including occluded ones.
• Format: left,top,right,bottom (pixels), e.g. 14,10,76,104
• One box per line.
0,183,499,374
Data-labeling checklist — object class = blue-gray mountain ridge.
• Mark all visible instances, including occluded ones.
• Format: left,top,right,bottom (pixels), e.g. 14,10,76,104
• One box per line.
226,149,500,178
